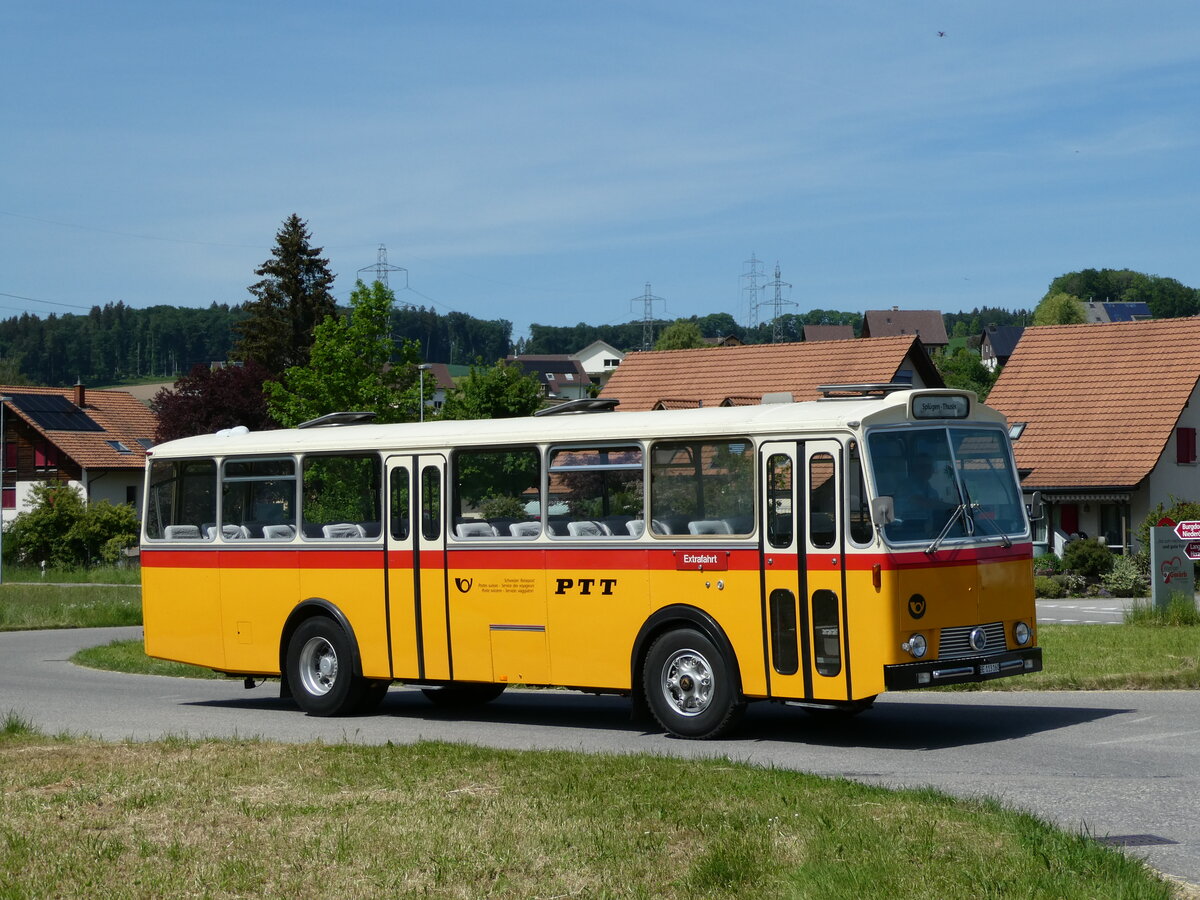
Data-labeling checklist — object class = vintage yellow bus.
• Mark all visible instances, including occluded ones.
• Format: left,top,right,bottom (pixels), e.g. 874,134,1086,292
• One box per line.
140,385,1041,739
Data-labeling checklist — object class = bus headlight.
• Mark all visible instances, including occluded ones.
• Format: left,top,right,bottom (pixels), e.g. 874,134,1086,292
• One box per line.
1013,621,1031,646
902,633,927,659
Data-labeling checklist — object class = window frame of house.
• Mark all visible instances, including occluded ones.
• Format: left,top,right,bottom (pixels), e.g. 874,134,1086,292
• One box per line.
1177,427,1197,465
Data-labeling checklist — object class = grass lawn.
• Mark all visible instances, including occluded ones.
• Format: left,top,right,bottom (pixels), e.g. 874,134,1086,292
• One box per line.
0,720,1177,899
0,582,141,631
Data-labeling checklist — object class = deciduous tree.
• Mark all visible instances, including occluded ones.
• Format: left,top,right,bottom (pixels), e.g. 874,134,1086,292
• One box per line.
1032,292,1086,326
440,359,543,420
151,360,276,442
265,280,420,427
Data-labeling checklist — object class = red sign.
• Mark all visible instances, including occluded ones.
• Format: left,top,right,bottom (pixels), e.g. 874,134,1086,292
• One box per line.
1174,520,1200,540
1186,542,1200,561
674,550,729,571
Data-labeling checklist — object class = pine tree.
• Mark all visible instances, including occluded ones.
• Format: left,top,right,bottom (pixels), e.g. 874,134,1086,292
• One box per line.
233,214,337,376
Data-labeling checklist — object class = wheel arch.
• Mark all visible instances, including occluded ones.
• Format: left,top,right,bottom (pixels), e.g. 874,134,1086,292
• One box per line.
278,598,365,697
630,604,744,699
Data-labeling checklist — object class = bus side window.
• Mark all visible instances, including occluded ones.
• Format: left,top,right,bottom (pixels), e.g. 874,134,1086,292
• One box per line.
649,439,754,537
302,454,381,539
146,458,216,540
847,441,872,544
390,466,410,540
548,445,643,539
452,447,540,539
222,457,296,539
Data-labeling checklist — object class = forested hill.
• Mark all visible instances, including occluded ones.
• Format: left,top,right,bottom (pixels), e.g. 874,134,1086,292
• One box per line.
0,302,513,387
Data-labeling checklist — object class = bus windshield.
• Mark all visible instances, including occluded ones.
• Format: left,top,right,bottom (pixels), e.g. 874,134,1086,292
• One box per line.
867,427,1025,545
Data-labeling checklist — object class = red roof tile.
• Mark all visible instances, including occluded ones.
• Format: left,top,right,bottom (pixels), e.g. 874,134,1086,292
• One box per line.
599,337,939,411
2,385,158,471
986,318,1200,489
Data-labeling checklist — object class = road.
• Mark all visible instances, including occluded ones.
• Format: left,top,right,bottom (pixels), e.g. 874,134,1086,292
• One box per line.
4,626,1199,889
1036,596,1135,624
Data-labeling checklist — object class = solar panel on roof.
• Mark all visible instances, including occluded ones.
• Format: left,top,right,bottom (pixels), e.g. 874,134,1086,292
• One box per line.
6,393,105,432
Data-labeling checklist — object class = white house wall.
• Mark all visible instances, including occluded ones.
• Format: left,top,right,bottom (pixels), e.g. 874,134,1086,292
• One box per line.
1143,378,1200,527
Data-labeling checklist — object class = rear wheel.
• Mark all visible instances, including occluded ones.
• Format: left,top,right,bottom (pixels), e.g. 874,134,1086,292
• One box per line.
286,617,366,716
643,628,743,739
421,683,507,707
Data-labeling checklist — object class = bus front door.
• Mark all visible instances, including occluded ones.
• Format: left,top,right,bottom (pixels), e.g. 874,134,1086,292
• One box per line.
804,441,852,701
386,455,452,681
760,442,809,700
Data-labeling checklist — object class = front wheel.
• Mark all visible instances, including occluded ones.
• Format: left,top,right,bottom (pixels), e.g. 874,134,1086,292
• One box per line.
286,617,367,716
643,628,743,739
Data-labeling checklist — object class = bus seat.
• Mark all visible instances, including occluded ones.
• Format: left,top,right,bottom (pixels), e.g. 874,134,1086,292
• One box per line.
222,524,251,539
651,519,672,535
456,521,497,538
263,524,296,540
323,523,366,539
164,525,201,540
627,520,645,536
567,520,612,537
509,521,541,537
688,519,732,535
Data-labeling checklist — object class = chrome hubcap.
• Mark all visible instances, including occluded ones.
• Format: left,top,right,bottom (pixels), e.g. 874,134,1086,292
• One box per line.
298,636,337,696
661,648,713,717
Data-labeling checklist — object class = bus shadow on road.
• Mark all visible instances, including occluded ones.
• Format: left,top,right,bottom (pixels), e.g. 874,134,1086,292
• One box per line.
186,686,1129,749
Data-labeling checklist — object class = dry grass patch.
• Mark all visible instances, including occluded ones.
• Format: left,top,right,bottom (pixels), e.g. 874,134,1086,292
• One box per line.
0,734,1177,899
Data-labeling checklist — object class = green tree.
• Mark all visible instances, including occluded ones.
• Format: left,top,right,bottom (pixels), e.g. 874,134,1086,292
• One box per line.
934,348,998,399
1032,292,1086,326
233,214,337,376
265,280,420,427
440,359,543,420
654,321,707,351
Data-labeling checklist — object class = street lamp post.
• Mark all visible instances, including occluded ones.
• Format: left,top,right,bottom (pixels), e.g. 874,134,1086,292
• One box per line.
418,364,433,423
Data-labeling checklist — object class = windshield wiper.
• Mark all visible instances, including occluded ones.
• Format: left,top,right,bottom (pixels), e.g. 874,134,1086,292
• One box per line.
966,503,1013,548
925,502,971,555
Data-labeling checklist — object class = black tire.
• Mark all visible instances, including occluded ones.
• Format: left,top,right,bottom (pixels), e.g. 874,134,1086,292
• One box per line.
355,680,392,715
286,617,366,716
643,627,743,739
421,683,507,707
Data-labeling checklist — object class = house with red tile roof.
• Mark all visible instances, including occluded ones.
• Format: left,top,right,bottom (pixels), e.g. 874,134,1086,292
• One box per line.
598,336,942,412
986,318,1200,555
861,307,949,352
1,384,157,523
507,355,592,400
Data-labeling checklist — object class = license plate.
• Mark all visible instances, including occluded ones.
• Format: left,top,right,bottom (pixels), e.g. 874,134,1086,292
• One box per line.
979,662,999,675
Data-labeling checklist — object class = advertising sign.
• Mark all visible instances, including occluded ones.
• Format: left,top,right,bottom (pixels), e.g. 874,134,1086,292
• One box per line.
1150,525,1196,609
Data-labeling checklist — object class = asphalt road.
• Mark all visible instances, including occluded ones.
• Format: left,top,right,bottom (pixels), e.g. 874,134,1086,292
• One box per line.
5,626,1199,889
1036,596,1135,624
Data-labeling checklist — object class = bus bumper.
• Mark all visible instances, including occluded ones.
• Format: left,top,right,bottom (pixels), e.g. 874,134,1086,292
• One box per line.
884,647,1043,691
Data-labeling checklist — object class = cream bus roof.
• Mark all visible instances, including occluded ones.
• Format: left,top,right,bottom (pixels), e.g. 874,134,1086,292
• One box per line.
148,388,1003,460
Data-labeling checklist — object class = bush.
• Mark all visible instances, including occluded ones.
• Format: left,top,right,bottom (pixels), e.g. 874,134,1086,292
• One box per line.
2,483,139,567
1033,575,1064,598
1062,538,1114,578
1054,573,1088,596
1136,497,1200,553
1033,553,1063,576
1102,554,1149,597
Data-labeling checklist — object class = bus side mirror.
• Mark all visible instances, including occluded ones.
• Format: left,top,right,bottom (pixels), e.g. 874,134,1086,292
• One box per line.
1027,491,1044,522
871,496,895,526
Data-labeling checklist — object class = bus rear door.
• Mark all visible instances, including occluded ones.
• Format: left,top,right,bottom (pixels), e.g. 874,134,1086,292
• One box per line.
386,455,452,680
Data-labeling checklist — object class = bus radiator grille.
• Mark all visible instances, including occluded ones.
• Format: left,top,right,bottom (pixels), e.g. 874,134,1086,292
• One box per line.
937,622,1006,659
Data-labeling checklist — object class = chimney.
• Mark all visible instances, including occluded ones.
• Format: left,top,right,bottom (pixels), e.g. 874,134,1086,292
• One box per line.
73,380,85,408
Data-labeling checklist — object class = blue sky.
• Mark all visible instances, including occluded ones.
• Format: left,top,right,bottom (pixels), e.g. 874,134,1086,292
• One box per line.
4,1,1200,342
